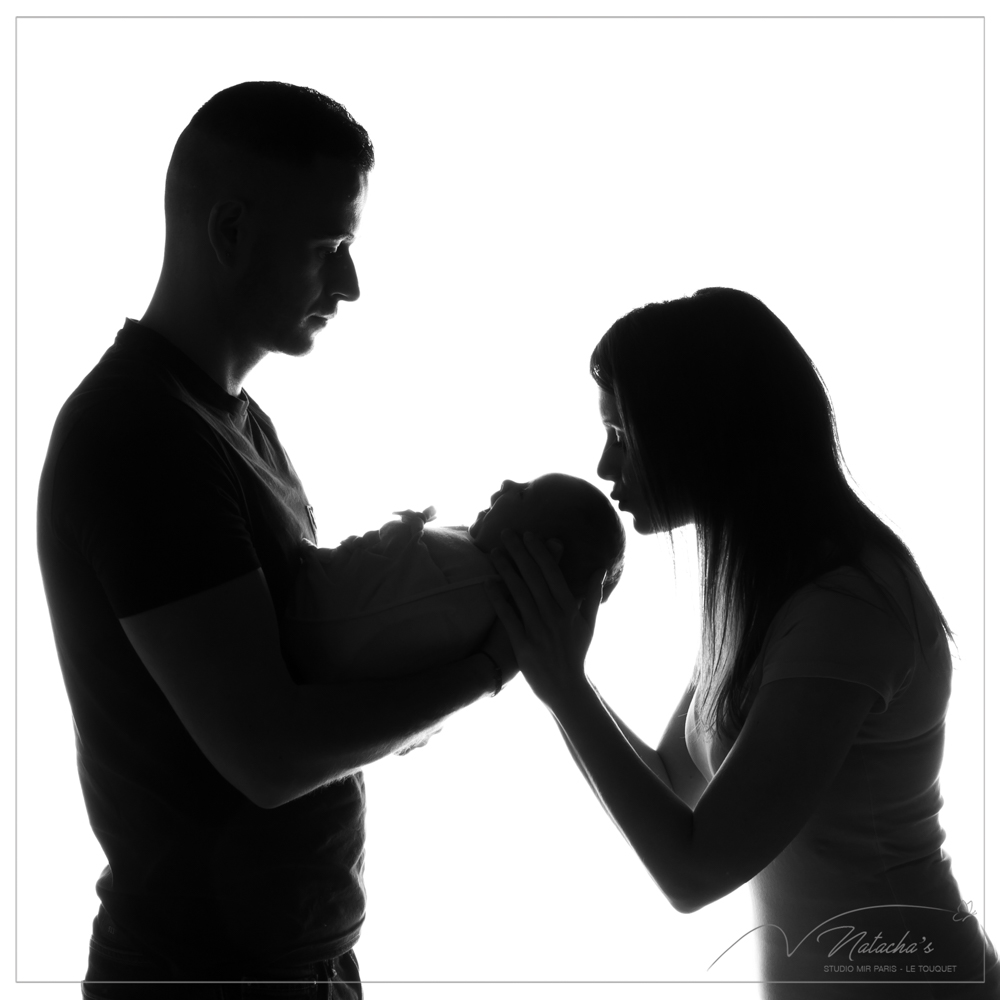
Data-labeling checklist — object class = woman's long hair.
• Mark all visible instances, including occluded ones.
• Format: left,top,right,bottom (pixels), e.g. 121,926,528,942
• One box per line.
591,287,953,742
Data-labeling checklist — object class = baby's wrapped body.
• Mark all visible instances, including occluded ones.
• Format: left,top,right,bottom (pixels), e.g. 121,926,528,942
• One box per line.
281,473,627,683
283,508,499,680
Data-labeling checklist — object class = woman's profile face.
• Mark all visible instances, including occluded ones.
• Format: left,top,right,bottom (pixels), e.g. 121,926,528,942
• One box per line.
596,389,657,535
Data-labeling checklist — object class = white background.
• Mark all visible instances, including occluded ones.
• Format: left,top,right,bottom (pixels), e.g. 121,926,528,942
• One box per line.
8,9,994,1000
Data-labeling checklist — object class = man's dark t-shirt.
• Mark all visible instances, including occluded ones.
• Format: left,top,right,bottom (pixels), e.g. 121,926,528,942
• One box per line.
37,320,365,975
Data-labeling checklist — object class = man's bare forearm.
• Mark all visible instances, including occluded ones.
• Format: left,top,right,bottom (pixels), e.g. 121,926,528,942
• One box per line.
258,653,496,807
118,570,502,810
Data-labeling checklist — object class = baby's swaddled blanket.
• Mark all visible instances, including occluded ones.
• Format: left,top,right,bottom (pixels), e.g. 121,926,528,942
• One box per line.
282,508,500,681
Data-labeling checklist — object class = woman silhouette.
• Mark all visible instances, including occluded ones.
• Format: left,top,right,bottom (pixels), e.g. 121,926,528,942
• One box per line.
488,288,998,998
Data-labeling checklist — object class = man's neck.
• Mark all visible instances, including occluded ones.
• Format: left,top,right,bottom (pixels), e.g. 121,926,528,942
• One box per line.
140,298,265,398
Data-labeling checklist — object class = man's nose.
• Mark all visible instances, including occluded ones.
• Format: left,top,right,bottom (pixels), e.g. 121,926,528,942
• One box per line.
327,255,360,302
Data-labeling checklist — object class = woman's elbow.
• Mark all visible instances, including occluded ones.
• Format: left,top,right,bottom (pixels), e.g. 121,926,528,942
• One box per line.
669,893,709,914
661,870,731,914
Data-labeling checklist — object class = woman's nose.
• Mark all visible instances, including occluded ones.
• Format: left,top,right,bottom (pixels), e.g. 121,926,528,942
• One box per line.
597,445,618,482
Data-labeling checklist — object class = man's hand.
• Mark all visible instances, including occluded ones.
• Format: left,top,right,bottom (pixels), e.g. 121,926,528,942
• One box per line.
120,568,501,807
482,617,520,691
479,537,564,695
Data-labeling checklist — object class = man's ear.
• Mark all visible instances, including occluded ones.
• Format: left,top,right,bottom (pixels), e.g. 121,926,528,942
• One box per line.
206,199,248,268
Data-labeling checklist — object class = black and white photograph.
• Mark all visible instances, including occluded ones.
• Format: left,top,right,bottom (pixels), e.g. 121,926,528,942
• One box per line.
10,9,996,1000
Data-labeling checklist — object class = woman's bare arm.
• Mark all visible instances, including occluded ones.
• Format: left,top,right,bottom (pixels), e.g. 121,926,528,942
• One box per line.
489,531,877,912
587,683,708,810
547,672,876,911
595,692,670,783
655,682,708,809
553,681,699,825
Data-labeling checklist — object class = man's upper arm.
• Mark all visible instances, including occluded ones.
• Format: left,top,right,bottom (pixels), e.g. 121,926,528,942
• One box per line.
53,397,263,617
119,569,295,809
119,568,499,809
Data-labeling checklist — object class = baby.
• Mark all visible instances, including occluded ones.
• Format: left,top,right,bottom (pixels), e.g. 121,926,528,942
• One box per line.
281,473,625,682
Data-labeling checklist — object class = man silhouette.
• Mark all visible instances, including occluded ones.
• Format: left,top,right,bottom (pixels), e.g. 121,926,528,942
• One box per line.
37,81,515,998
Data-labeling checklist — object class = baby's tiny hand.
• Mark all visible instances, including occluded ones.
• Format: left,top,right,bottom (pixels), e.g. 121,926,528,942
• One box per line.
395,725,444,756
392,507,437,525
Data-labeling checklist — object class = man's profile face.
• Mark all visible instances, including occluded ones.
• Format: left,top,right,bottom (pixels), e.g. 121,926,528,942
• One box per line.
235,156,368,358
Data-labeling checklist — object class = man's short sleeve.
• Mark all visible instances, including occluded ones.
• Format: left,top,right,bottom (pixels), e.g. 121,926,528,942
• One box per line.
759,574,917,713
51,396,262,617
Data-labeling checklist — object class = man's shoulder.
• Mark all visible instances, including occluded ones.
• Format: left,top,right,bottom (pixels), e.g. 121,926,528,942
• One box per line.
55,346,219,445
42,372,233,513
76,336,186,399
51,391,201,476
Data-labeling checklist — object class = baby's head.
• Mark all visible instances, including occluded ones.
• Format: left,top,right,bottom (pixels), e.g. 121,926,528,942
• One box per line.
469,473,625,602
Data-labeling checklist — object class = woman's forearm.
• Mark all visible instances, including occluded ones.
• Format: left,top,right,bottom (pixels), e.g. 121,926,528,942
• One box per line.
556,691,673,803
595,691,673,786
485,530,710,908
549,679,707,912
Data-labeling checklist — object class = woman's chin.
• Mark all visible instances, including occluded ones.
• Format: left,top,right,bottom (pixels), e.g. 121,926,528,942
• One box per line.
631,516,658,535
617,504,654,535
623,508,663,535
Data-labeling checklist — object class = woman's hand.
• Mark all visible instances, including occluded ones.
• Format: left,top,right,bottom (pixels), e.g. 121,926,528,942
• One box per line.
486,529,604,712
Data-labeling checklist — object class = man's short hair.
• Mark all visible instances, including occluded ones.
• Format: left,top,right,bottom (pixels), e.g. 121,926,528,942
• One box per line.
166,81,373,221
186,81,373,171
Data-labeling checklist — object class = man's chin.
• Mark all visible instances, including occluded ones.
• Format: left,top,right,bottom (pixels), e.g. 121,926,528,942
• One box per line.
275,323,323,357
275,342,316,360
